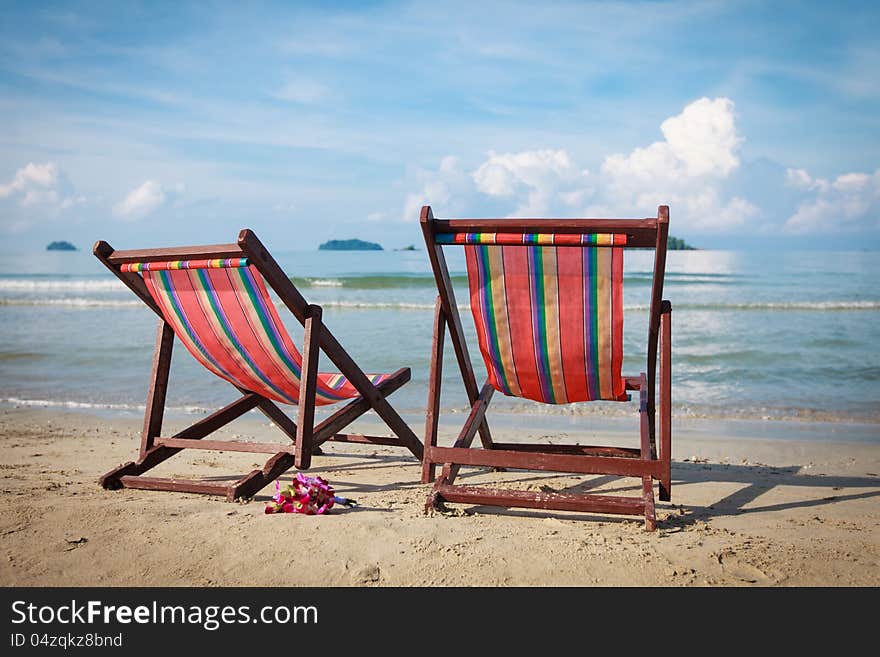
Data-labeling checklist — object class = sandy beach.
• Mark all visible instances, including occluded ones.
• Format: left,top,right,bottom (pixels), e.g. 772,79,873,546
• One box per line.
1,405,877,587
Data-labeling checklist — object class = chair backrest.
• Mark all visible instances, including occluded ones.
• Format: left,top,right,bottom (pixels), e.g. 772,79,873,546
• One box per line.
457,237,626,404
423,207,669,407
112,256,354,406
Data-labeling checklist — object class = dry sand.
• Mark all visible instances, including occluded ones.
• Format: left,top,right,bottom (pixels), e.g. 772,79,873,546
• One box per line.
1,406,878,587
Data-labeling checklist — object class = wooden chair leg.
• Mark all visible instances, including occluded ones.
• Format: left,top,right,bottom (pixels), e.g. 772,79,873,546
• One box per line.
425,485,444,513
295,305,321,470
423,297,445,484
437,382,494,488
232,452,297,501
642,476,656,531
659,477,671,503
99,461,140,490
659,300,672,502
101,320,173,490
139,320,174,459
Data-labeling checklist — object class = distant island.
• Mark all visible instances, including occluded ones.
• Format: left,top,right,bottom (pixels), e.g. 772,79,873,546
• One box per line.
319,238,383,251
395,245,417,251
668,236,696,250
46,241,77,251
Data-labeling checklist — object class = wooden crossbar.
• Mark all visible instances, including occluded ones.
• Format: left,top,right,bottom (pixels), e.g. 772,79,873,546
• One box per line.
327,434,409,446
154,433,408,454
426,446,663,478
433,484,647,516
488,443,641,458
154,438,294,454
119,476,233,496
430,218,659,248
106,243,243,265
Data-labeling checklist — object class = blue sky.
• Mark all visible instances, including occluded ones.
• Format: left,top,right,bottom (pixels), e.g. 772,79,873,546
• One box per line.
1,0,878,250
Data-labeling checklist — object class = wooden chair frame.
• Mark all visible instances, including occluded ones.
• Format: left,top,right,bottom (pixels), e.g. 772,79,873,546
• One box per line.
419,205,672,530
94,229,423,501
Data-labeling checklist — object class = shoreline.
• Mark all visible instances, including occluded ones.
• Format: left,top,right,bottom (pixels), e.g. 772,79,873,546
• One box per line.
2,399,878,444
1,405,878,586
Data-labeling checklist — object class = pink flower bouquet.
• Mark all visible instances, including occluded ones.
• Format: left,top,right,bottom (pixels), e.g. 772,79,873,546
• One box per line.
264,473,354,515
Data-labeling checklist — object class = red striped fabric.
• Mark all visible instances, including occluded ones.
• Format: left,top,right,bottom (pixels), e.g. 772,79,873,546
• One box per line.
464,244,626,404
136,263,389,406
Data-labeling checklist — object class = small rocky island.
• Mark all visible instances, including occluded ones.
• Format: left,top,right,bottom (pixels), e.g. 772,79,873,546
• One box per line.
46,240,77,251
319,238,383,251
668,236,696,250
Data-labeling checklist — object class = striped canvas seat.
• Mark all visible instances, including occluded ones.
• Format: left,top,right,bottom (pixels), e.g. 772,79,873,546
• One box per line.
462,236,627,404
122,258,389,406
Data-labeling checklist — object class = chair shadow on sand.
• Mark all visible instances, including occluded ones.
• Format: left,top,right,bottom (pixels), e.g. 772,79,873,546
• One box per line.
189,449,424,513
164,450,880,527
411,457,880,528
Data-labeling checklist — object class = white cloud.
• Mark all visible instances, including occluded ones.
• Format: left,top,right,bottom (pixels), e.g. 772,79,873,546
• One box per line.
785,168,880,233
113,180,183,221
602,141,681,189
661,97,741,177
457,97,751,228
0,162,86,224
401,96,879,238
489,149,577,188
60,195,87,210
785,167,830,193
680,190,759,230
21,188,59,207
602,97,741,186
0,162,59,199
402,156,472,222
472,149,591,216
833,172,872,193
403,99,755,230
600,97,752,230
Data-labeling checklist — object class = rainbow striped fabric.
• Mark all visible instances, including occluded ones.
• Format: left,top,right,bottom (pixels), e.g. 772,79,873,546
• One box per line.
130,262,388,406
121,258,248,272
464,243,627,404
436,233,627,246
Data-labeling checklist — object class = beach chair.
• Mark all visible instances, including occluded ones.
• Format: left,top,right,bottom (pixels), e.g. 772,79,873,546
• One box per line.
420,205,671,530
93,229,423,501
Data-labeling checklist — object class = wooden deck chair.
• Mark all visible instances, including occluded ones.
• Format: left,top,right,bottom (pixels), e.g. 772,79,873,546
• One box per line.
420,205,672,530
94,229,423,501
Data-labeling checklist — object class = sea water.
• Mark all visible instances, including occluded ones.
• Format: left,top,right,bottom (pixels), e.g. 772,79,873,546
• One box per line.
1,247,878,435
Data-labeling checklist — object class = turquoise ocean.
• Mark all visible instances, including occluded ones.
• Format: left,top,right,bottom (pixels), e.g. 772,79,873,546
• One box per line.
1,246,878,439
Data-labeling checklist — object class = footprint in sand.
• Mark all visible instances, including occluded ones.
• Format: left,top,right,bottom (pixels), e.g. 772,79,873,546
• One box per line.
718,551,771,584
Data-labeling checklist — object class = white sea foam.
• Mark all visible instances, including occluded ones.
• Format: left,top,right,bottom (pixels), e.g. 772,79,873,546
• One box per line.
4,396,877,426
3,296,877,312
0,298,140,307
319,300,454,310
471,401,880,424
1,397,218,415
673,301,880,311
0,279,124,291
306,278,344,287
3,397,145,411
